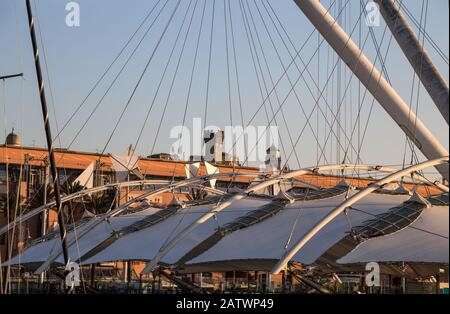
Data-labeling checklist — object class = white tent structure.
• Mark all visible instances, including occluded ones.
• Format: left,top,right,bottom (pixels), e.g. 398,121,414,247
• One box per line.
81,198,269,266
3,198,271,268
111,146,142,182
73,162,95,189
4,190,421,272
184,162,200,179
204,162,219,189
2,159,447,277
2,0,447,295
185,192,410,269
4,207,162,267
338,206,449,264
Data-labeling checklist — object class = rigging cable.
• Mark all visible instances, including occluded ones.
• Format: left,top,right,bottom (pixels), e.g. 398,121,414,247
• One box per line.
255,0,363,172
127,0,196,169
149,0,200,156
33,4,85,289
228,0,248,164
161,0,209,258
224,0,233,129
399,2,449,65
342,0,400,170
57,0,170,162
234,0,352,166
256,0,333,166
52,0,164,142
221,0,342,164
410,0,429,166
262,0,362,165
244,0,304,167
171,0,208,181
247,0,312,168
201,0,216,146
239,0,295,168
99,0,182,157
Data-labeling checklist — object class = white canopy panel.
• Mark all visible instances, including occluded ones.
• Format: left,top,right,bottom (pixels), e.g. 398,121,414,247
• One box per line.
338,206,449,264
4,207,163,266
187,193,410,266
5,199,270,267
81,198,270,265
6,192,420,269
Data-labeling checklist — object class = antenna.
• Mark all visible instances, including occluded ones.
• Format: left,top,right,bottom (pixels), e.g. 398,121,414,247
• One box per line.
0,73,23,81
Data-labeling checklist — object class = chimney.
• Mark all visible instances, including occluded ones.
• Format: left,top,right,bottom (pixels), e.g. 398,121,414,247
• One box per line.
203,130,224,163
265,145,281,174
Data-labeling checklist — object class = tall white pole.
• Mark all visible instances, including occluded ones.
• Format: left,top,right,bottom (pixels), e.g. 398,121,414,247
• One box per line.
292,0,449,180
374,0,449,125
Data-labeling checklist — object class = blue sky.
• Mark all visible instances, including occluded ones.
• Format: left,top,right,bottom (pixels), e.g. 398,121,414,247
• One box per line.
0,0,448,171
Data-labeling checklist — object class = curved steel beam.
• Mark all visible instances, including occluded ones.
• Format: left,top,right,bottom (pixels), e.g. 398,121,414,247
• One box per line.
32,172,257,274
4,163,442,239
374,0,449,124
292,0,449,180
244,163,445,194
0,179,166,237
283,179,321,191
141,163,435,274
270,157,449,275
10,163,442,274
0,174,250,238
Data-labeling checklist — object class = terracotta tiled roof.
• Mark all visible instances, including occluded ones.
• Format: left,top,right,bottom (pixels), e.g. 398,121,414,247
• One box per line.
0,145,443,194
0,145,259,183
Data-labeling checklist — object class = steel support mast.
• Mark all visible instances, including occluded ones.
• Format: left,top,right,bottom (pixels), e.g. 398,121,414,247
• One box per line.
374,0,449,125
292,0,449,180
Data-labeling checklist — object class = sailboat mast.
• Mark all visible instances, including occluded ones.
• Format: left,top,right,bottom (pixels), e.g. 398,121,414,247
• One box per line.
25,0,70,268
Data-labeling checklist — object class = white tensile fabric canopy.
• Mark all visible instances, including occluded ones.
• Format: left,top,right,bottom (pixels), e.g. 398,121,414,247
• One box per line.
74,162,95,189
204,162,219,189
4,198,270,267
5,192,421,269
186,192,410,266
110,146,141,182
187,192,409,265
4,207,162,266
82,198,269,265
184,162,200,179
337,206,449,264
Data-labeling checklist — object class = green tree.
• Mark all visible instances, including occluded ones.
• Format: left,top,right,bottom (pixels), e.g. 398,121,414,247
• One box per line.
30,183,55,208
61,180,85,196
61,180,87,222
187,188,208,201
87,192,112,215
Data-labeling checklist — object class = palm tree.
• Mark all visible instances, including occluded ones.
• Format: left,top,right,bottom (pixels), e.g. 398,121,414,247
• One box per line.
30,183,55,208
61,180,87,222
61,180,85,196
87,192,112,215
186,187,208,201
